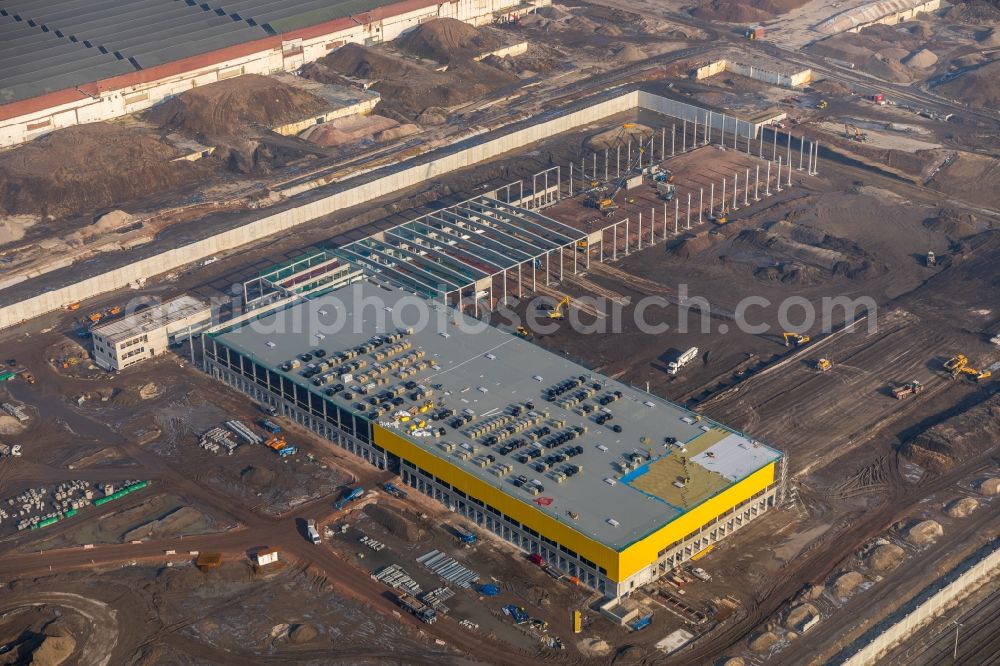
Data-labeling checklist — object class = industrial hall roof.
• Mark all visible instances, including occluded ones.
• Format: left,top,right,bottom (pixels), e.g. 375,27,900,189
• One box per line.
0,0,412,104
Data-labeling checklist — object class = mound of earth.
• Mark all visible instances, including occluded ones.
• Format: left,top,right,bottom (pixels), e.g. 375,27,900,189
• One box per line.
831,571,865,598
936,60,1000,111
944,497,979,517
0,414,27,435
0,124,212,220
784,603,819,630
722,658,746,666
288,623,319,644
302,44,516,119
536,5,570,19
614,44,646,62
979,477,1000,495
866,543,905,571
748,630,779,651
978,27,1000,47
924,209,979,238
906,519,944,545
694,0,810,20
811,79,852,96
241,465,276,487
586,123,652,150
947,0,1000,24
363,503,426,541
903,393,1000,472
904,48,938,68
301,115,417,148
145,74,329,143
807,25,922,83
667,231,722,260
397,18,501,63
31,625,76,666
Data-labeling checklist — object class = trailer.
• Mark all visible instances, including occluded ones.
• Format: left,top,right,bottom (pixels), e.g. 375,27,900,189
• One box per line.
334,487,364,510
383,482,409,499
667,347,699,376
277,445,298,457
452,524,477,544
503,605,530,625
259,419,281,434
396,592,437,623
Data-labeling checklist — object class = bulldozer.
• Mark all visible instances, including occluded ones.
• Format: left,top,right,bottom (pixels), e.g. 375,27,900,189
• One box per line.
815,358,832,372
783,332,811,347
515,326,531,339
712,207,731,225
816,100,828,110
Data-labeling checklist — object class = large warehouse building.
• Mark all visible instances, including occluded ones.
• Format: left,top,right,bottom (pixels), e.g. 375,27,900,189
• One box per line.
201,278,785,599
0,0,536,148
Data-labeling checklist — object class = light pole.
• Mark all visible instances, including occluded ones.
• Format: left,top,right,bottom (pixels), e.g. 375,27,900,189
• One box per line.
953,621,962,659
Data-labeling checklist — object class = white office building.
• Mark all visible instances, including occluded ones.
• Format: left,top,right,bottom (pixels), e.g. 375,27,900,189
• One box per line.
91,295,211,371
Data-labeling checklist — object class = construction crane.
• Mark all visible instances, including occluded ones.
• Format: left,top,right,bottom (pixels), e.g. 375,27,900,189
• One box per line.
815,358,832,372
585,123,646,211
783,332,811,347
844,123,868,142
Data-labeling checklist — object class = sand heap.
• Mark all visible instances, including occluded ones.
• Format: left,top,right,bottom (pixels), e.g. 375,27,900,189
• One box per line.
397,18,501,63
585,123,653,150
865,543,905,571
692,0,810,22
784,603,819,631
904,48,938,69
0,124,212,220
145,75,330,143
301,115,418,148
944,497,979,518
978,27,1000,47
906,519,944,545
936,60,1000,111
832,571,865,599
288,623,319,644
303,43,516,119
979,477,1000,495
30,624,76,666
748,630,779,652
807,24,923,83
903,393,1000,472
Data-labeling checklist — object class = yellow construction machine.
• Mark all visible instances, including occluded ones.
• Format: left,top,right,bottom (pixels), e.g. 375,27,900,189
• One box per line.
943,354,968,372
515,326,531,339
815,358,832,372
783,332,811,347
712,207,730,225
944,354,991,381
547,295,570,320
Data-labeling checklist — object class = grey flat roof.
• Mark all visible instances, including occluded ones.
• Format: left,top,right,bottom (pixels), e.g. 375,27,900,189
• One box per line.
212,281,781,551
92,295,209,343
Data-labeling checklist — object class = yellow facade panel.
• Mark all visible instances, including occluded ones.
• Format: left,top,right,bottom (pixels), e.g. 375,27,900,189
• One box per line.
617,462,775,580
374,425,777,583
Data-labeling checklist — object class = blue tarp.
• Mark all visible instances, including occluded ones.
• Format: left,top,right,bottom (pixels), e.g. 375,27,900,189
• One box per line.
480,583,500,596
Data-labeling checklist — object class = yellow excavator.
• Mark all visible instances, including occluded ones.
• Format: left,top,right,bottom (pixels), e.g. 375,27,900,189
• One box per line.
515,326,531,339
844,123,868,142
547,295,570,320
783,332,811,347
712,207,730,225
945,354,991,381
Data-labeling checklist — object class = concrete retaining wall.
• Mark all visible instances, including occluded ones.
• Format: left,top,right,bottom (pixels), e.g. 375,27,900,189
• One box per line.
0,90,637,329
638,90,761,139
835,539,1000,665
694,59,812,88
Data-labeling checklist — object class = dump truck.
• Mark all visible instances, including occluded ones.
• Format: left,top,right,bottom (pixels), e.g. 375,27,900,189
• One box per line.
453,524,477,544
259,419,281,434
334,487,364,510
396,592,437,623
306,519,321,544
891,381,923,400
667,347,698,376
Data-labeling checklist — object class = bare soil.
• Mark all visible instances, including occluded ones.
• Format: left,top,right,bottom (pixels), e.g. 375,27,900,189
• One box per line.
935,60,1000,111
396,17,502,63
0,124,213,221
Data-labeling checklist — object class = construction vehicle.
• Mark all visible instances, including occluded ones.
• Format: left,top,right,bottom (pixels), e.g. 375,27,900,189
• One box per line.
783,332,811,347
265,435,287,451
943,354,968,372
452,524,477,544
844,123,868,142
87,312,103,324
259,419,281,434
955,365,992,382
576,239,589,252
815,358,832,372
926,250,936,267
19,371,35,384
0,371,16,382
515,326,531,339
891,380,923,399
668,347,699,376
652,167,674,184
396,592,437,624
584,123,646,211
277,445,297,457
656,181,676,201
66,302,81,311
334,487,364,510
383,482,409,499
865,93,886,105
547,295,569,320
816,100,828,110
306,519,321,544
106,305,123,316
712,207,730,225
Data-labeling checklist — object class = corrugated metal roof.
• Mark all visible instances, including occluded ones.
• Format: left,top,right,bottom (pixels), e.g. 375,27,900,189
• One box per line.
0,0,411,104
